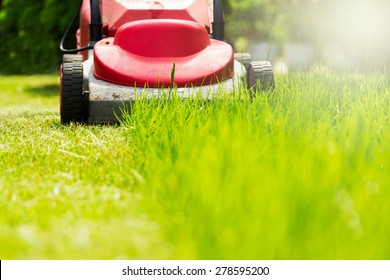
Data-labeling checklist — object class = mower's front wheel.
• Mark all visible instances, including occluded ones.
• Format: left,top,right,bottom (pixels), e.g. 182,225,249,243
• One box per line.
60,62,85,124
247,61,275,96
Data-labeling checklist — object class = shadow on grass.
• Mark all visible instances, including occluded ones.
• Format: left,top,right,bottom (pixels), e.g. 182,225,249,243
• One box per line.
25,84,59,97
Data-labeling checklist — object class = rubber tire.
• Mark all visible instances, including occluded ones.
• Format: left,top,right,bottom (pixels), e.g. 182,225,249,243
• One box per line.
60,62,84,124
234,53,252,71
62,54,83,64
247,61,275,95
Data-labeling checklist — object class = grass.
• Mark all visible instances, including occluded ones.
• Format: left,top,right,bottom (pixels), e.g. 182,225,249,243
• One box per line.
0,73,389,259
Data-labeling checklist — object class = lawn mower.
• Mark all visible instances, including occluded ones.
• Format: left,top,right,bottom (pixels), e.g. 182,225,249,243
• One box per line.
60,0,275,123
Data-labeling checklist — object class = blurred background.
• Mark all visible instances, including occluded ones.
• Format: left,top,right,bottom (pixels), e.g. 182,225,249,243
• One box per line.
225,0,390,73
1,0,390,74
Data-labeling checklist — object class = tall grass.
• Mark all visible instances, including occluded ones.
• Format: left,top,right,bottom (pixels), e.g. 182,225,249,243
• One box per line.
120,72,389,259
0,73,389,259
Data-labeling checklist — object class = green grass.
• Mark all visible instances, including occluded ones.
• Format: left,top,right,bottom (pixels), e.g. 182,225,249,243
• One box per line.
0,73,389,259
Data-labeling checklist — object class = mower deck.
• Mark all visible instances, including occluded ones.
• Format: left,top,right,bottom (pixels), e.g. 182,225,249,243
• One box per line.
84,55,247,123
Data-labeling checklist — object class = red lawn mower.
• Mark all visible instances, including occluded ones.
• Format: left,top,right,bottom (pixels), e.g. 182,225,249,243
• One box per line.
60,0,275,123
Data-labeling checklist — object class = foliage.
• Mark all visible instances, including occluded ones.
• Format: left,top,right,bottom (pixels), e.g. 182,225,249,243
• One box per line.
0,0,77,74
225,0,305,46
1,74,389,259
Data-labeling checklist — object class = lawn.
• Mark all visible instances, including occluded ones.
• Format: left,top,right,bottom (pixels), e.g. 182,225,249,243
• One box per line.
0,73,389,259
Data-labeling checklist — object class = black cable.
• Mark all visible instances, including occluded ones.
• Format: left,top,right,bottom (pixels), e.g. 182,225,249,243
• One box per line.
60,0,93,53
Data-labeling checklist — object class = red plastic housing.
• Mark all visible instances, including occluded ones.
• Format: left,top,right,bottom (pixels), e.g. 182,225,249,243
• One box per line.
93,19,233,87
79,0,233,87
79,0,212,57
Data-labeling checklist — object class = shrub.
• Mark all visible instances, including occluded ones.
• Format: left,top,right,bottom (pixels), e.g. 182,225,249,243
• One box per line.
0,0,76,74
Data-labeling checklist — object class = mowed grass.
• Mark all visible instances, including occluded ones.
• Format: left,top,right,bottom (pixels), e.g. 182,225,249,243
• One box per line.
0,73,389,259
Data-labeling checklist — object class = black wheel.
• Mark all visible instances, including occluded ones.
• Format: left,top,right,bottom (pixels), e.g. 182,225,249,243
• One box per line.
62,54,83,64
247,61,275,95
234,53,252,71
60,62,85,124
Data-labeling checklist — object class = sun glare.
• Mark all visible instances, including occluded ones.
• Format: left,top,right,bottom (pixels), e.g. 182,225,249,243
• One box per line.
336,0,387,44
316,0,390,69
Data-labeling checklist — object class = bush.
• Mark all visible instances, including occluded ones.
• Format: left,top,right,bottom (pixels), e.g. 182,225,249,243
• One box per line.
0,0,76,74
